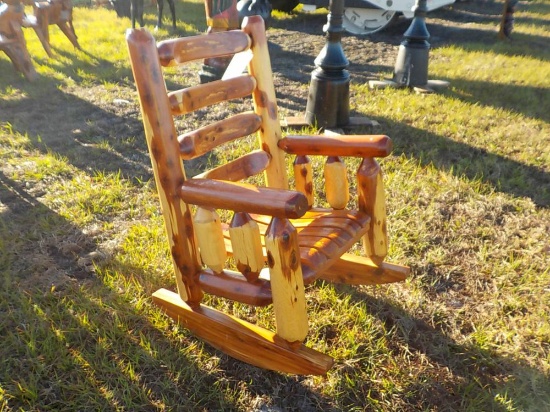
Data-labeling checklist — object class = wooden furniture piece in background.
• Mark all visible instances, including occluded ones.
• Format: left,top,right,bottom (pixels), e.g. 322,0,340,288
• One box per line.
199,0,239,82
32,0,80,50
0,0,38,80
126,15,409,375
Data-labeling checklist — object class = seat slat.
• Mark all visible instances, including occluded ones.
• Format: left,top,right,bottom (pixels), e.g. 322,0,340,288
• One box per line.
195,150,270,182
179,111,262,160
157,30,251,66
170,75,257,115
222,209,370,287
298,235,343,258
297,226,349,247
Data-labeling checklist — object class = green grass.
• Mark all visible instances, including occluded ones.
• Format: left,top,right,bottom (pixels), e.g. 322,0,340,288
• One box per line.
1,0,549,410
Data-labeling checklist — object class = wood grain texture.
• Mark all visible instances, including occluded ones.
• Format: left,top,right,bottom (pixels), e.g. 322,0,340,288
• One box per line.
198,269,272,306
157,30,250,66
324,156,349,210
319,253,410,285
178,112,261,160
229,212,264,281
180,179,308,219
265,218,308,344
127,28,203,305
194,150,270,182
357,158,388,264
293,155,314,207
279,134,392,158
242,16,288,189
169,75,256,115
194,207,227,274
152,289,334,375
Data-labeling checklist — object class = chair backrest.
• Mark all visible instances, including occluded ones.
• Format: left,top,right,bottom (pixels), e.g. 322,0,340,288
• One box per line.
126,16,291,305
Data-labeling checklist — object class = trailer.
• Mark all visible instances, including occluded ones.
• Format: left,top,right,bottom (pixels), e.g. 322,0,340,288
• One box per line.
271,0,455,35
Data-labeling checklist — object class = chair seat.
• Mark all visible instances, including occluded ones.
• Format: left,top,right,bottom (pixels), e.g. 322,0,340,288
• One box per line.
250,208,371,283
197,208,370,306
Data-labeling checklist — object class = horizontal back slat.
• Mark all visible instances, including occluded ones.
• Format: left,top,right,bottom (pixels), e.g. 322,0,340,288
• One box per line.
158,30,251,67
178,111,262,160
169,75,256,115
194,150,271,182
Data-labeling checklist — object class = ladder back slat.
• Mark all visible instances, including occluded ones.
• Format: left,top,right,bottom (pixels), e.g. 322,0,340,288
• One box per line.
194,150,270,182
169,75,257,115
158,30,251,66
179,111,262,160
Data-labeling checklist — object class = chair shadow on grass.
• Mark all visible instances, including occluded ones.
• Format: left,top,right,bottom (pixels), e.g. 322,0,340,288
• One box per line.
0,168,345,410
0,170,238,410
327,281,550,410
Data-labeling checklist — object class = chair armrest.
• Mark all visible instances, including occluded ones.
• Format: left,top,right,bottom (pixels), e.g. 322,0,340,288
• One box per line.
180,179,308,219
278,134,392,158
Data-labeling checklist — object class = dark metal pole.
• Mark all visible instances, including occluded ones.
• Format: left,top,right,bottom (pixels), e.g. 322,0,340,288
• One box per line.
304,0,350,128
393,0,430,88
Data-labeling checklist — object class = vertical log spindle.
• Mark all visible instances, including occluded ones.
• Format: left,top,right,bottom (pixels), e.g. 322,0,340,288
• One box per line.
324,156,349,210
194,207,227,274
357,157,388,265
264,217,308,346
293,155,314,208
229,212,264,282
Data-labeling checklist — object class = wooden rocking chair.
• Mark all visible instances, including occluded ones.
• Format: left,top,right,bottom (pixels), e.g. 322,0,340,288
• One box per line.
126,15,409,375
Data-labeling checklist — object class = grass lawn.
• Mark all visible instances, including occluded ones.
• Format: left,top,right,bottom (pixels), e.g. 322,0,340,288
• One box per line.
0,0,549,410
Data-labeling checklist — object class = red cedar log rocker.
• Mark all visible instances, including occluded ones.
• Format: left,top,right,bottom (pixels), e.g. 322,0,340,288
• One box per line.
126,15,410,375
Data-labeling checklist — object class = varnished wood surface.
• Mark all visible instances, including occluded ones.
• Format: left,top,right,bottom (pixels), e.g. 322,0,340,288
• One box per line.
242,16,289,189
194,207,227,274
199,269,272,306
127,28,204,304
157,30,250,66
223,209,371,286
128,18,408,375
180,179,308,219
293,155,314,207
178,112,262,160
324,156,349,210
169,75,256,115
279,134,393,158
194,150,270,182
320,253,410,285
229,212,264,281
358,158,388,264
152,289,334,375
265,218,308,344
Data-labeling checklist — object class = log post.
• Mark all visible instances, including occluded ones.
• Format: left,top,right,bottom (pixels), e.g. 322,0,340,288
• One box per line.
194,207,227,273
229,212,264,282
293,155,314,208
265,217,308,345
357,158,387,264
324,156,349,210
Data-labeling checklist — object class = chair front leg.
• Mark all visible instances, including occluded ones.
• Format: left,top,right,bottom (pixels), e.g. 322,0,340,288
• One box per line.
265,217,308,347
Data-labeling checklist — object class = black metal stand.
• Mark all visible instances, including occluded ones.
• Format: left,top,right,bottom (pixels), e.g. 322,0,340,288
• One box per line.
304,0,349,128
284,0,377,131
393,0,430,87
369,0,449,93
